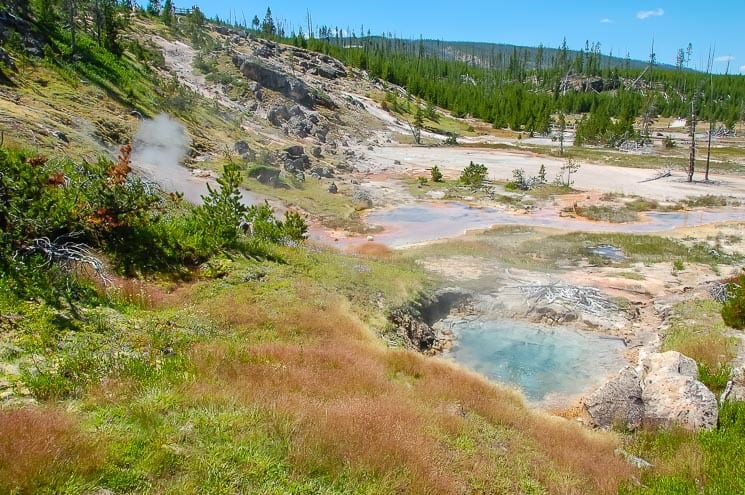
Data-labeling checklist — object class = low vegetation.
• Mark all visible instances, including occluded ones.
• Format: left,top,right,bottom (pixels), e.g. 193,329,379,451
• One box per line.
663,299,736,393
721,275,745,329
2,3,745,493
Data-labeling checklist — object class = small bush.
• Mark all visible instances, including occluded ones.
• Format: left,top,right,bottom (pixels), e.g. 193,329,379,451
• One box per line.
459,161,487,188
722,278,745,329
430,165,443,182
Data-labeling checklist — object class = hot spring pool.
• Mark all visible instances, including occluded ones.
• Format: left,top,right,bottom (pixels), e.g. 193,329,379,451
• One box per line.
445,318,628,403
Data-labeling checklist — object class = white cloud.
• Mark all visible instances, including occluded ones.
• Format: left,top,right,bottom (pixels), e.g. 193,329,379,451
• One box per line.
715,55,734,63
637,8,664,19
600,18,613,23
739,65,745,73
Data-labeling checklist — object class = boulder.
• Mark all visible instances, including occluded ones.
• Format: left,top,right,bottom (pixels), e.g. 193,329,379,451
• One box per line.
315,63,347,79
352,188,373,209
232,54,336,109
234,140,254,160
640,351,718,430
311,146,322,158
284,156,310,172
585,350,718,431
584,366,644,430
310,166,334,178
267,104,290,126
284,145,305,158
233,54,314,106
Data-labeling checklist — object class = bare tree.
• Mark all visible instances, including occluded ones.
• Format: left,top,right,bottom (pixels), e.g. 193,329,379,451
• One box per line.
688,98,697,182
704,47,715,182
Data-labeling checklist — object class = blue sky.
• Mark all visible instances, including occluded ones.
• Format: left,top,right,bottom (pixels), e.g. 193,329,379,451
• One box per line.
192,1,745,73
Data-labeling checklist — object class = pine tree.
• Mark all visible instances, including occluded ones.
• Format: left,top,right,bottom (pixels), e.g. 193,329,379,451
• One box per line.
161,0,173,26
261,7,276,36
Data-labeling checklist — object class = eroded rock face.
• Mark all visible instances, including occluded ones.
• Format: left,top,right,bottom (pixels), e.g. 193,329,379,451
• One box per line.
584,350,718,431
233,55,313,107
584,366,644,430
640,351,718,430
729,367,745,402
388,288,472,352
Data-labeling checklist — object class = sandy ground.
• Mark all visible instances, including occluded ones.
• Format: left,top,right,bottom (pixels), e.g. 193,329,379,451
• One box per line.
352,144,745,202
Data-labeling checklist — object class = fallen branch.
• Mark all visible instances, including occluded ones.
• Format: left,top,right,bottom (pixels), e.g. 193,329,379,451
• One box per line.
23,234,112,287
639,168,672,183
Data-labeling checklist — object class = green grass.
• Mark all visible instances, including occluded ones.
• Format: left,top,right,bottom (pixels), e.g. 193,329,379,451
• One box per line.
570,205,640,223
243,175,375,232
662,299,736,393
621,401,745,495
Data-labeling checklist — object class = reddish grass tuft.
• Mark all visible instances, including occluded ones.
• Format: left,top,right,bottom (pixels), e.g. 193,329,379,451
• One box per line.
0,407,100,493
349,242,394,258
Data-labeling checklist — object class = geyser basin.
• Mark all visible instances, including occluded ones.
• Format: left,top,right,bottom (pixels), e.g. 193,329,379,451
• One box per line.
361,202,745,247
445,318,627,404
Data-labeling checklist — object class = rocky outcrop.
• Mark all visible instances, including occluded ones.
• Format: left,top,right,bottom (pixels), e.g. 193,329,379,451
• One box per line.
266,103,331,142
583,350,718,431
640,351,718,430
584,366,644,430
388,288,472,352
232,54,336,109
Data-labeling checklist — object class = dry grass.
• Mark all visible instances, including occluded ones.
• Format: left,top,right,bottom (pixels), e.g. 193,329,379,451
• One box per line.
663,299,736,372
349,242,395,258
185,289,635,494
0,407,100,493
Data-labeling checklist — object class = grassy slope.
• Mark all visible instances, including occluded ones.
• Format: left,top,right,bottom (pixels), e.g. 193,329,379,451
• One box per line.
2,11,745,495
0,245,636,493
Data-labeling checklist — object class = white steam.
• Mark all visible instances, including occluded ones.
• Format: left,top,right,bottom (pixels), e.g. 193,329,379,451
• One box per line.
130,114,205,203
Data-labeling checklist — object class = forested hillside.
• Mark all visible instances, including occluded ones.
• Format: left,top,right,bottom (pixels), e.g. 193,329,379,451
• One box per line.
225,14,745,144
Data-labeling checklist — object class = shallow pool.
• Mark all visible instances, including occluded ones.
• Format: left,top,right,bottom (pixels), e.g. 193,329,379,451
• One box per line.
358,202,745,247
445,318,627,403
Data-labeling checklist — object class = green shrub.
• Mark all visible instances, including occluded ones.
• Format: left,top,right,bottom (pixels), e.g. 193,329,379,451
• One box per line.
430,165,443,182
459,161,487,187
722,277,745,329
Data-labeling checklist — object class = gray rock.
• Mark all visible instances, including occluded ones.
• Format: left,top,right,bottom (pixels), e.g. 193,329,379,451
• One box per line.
315,63,347,79
640,351,718,430
232,54,336,109
267,105,290,126
285,145,305,158
584,366,644,430
352,188,373,209
285,156,310,171
728,367,745,402
327,182,338,194
311,146,322,158
234,140,253,158
310,166,334,178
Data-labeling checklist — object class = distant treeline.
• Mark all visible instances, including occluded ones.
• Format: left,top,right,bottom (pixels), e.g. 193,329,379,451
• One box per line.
219,9,745,139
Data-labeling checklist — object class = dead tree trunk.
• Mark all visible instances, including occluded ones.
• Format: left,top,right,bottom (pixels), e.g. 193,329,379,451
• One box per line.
705,121,713,181
687,100,696,182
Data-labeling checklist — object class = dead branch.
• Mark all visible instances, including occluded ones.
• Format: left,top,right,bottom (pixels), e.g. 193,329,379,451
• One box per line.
639,168,672,183
710,282,740,303
23,235,112,287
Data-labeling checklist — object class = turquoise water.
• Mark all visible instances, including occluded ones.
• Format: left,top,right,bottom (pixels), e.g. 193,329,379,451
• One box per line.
447,318,627,402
